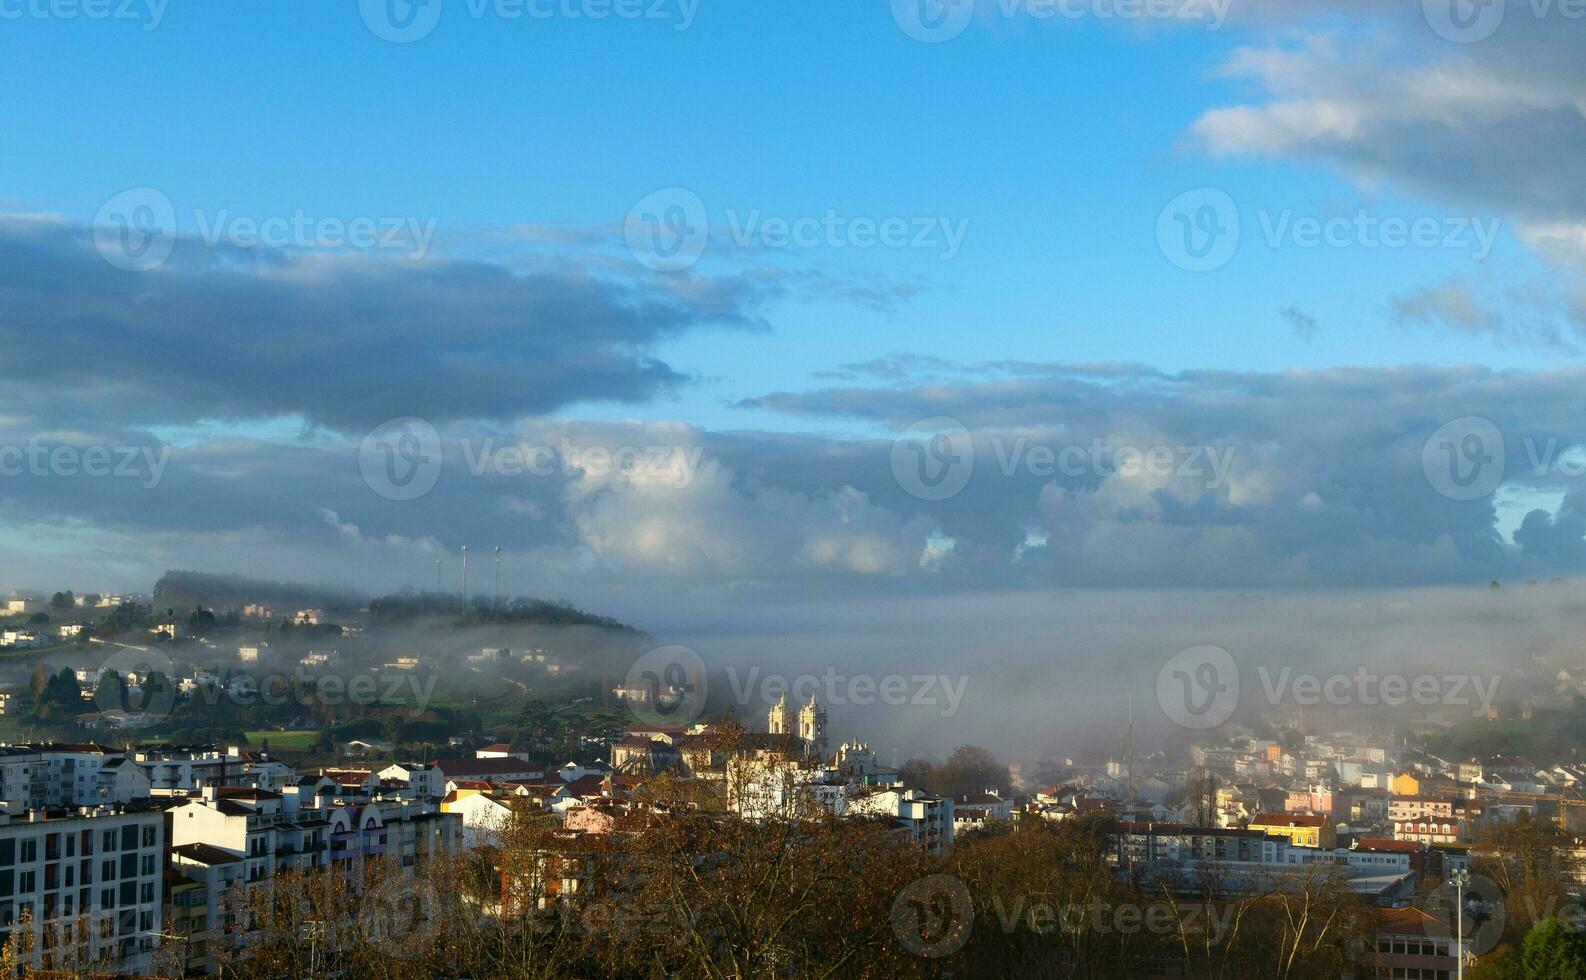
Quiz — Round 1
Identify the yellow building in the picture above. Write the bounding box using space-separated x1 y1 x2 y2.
1391 772 1421 796
1248 812 1326 848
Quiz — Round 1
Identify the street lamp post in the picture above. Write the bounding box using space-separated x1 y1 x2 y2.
1450 867 1470 980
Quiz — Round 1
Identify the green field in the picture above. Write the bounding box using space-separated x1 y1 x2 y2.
243 730 317 751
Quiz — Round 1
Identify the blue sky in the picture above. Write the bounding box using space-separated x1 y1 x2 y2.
3 0 1585 603
5 2 1556 418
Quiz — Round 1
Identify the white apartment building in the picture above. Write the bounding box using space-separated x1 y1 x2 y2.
0 804 165 974
169 786 460 970
377 763 442 799
133 745 295 795
849 787 955 854
0 745 151 811
727 758 849 821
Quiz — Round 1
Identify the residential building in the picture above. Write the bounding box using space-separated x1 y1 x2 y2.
0 803 166 974
1362 907 1464 979
0 745 151 811
431 756 545 786
849 787 953 854
1248 812 1327 848
376 763 442 799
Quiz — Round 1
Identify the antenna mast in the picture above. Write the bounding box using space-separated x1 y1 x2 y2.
1126 693 1136 803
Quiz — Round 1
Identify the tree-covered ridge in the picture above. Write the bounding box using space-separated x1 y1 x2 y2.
365 591 640 633
153 570 364 614
150 570 640 634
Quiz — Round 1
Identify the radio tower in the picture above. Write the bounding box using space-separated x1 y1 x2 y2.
493 545 502 609
460 546 469 607
1125 693 1136 803
434 559 442 594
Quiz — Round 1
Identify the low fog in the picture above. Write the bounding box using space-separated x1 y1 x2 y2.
612 585 1586 770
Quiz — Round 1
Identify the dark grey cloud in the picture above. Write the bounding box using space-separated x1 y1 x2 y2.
8 364 1586 601
740 364 1586 587
0 216 776 432
1514 485 1586 565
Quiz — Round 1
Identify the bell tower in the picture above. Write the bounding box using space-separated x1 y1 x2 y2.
798 694 828 759
768 693 794 736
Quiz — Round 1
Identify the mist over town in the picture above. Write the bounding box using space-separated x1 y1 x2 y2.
6 0 1586 976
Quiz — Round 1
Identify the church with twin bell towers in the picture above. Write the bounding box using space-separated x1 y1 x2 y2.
767 692 828 759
